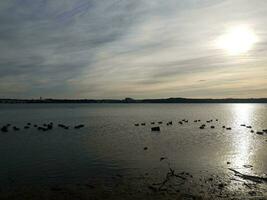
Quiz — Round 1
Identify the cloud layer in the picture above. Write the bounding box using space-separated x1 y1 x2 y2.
0 0 267 98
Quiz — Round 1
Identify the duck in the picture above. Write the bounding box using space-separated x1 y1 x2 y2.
1 126 8 132
74 124 85 129
13 126 20 131
151 126 160 131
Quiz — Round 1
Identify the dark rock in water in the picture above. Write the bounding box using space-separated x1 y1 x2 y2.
34 125 38 127
251 130 254 133
256 131 263 135
227 161 231 165
194 120 197 122
151 122 155 125
141 123 146 126
226 127 231 130
222 126 226 128
241 124 246 127
151 126 160 131
246 126 252 128
218 183 226 189
134 123 139 126
208 177 213 181
179 121 183 125
211 126 215 129
143 147 148 150
27 123 31 126
158 121 163 124
263 129 267 133
216 119 218 121
13 126 20 131
74 124 85 129
1 126 8 132
24 126 30 129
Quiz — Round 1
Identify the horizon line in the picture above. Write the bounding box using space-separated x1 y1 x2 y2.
1 97 267 100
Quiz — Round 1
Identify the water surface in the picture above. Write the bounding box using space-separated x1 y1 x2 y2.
0 103 266 190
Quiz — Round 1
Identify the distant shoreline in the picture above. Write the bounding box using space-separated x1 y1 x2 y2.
1 97 267 104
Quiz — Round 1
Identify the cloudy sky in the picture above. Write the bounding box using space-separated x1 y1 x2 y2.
0 0 267 99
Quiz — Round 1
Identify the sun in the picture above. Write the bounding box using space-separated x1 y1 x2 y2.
216 25 257 55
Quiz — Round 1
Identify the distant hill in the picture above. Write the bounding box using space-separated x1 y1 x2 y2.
0 97 267 103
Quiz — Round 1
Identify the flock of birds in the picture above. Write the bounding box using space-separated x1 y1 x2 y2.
134 119 267 136
0 122 85 133
1 119 266 136
240 124 267 135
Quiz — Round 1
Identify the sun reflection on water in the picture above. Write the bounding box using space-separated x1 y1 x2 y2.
230 104 254 168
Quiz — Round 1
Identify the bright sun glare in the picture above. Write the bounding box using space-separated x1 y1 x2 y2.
216 25 257 55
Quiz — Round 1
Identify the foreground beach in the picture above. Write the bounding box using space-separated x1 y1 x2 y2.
1 169 266 200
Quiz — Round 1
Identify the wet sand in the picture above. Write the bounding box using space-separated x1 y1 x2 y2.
1 167 266 200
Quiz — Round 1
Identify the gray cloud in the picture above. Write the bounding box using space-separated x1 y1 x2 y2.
0 0 267 98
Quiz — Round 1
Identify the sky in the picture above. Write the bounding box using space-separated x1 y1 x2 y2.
0 0 267 99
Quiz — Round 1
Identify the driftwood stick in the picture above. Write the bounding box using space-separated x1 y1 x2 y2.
157 167 187 191
158 172 170 190
229 168 267 183
174 174 187 180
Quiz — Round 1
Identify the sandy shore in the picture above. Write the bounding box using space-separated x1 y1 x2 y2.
1 169 266 200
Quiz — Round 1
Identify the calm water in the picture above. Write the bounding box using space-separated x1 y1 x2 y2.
0 103 266 188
